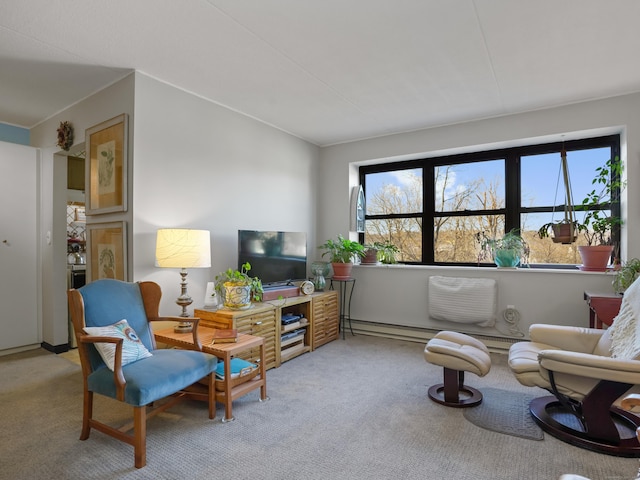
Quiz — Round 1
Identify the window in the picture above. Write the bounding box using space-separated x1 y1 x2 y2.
359 135 621 267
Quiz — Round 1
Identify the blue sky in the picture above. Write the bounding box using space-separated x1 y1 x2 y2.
364 147 612 231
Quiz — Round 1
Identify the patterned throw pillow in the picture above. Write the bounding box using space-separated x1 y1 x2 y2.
83 319 152 371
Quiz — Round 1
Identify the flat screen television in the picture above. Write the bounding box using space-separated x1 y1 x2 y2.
237 230 307 287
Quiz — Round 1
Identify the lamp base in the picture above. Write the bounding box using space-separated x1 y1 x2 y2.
174 322 193 333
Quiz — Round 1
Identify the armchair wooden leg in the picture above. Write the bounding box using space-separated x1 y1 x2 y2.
133 406 146 469
80 390 93 440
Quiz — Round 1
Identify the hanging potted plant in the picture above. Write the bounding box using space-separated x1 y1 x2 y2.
576 156 624 272
537 145 579 244
537 220 581 245
477 229 529 268
319 234 366 279
214 262 263 310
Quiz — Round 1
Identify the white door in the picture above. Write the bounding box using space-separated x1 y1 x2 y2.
0 141 38 350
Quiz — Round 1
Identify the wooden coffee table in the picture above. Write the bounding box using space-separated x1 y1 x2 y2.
154 326 268 422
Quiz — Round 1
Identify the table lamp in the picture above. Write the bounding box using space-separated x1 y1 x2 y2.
155 228 211 332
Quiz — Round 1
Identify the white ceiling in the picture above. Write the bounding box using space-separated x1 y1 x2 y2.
2 0 640 146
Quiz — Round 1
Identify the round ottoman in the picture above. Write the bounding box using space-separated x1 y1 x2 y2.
424 331 491 408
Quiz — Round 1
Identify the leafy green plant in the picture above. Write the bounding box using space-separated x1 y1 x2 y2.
536 156 624 247
613 258 640 293
477 229 529 267
578 156 624 246
215 262 263 302
319 234 366 263
369 241 399 264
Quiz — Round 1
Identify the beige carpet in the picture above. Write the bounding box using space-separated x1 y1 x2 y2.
463 387 544 441
1 335 638 480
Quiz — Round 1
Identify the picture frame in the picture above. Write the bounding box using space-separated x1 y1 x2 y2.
85 114 128 215
74 206 86 222
87 221 127 282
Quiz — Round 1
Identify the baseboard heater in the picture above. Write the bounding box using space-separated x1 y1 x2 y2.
348 319 521 353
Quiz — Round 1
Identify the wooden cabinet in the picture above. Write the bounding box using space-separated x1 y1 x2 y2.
278 296 312 364
311 290 339 349
194 290 339 369
195 304 277 370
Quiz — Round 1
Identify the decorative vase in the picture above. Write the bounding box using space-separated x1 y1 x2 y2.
578 245 614 272
331 262 353 280
223 283 252 310
493 249 520 268
311 261 331 278
312 264 327 291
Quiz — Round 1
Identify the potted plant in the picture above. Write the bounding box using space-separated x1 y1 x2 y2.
613 258 640 294
215 262 263 310
376 241 400 264
576 156 624 271
361 241 400 265
477 229 529 268
319 234 366 279
361 243 380 264
537 219 581 245
536 147 580 245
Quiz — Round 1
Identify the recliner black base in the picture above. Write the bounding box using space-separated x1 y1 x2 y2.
530 395 640 457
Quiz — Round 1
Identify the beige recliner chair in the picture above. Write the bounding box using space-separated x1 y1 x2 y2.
509 278 640 457
559 394 640 479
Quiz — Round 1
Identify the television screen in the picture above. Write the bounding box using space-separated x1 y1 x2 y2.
238 230 307 287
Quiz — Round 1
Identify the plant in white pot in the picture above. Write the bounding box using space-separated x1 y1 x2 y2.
576 156 624 271
375 241 400 264
215 262 263 310
319 234 366 279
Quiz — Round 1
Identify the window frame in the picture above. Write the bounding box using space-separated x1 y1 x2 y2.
358 134 621 268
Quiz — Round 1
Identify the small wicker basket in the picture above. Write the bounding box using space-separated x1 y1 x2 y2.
215 364 259 392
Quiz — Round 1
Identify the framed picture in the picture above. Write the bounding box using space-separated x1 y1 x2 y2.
85 114 128 215
87 221 127 282
74 206 86 222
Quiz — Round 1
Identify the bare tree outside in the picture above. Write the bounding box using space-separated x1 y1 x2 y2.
362 139 619 266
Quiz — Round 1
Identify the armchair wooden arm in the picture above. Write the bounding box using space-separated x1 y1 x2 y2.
79 335 127 400
148 316 202 350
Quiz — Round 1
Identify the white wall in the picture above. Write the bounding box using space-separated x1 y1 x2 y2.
319 93 640 338
26 70 640 349
29 72 320 347
30 75 135 348
130 73 320 318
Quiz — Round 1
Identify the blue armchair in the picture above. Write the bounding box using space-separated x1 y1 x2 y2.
68 279 218 468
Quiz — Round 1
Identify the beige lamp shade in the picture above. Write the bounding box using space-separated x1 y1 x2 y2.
155 229 211 268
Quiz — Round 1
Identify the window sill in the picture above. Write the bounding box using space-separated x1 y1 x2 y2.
353 263 616 275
